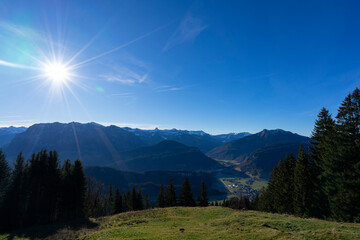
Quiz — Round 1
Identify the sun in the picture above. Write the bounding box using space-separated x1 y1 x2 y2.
43 62 71 84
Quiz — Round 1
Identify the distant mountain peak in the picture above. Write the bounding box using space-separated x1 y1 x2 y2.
258 129 293 137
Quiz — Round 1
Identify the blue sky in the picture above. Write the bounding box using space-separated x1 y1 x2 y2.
0 0 360 136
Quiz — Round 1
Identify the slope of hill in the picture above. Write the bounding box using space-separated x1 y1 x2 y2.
0 126 27 148
208 129 311 178
4 122 146 165
238 142 311 178
107 140 222 172
123 127 250 153
2 207 359 240
85 166 228 201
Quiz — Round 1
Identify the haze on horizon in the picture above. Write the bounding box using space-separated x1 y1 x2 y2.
1 0 359 136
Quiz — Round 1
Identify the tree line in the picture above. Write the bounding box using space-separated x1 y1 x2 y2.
255 88 360 222
0 149 211 232
85 179 150 218
0 150 86 231
155 178 208 208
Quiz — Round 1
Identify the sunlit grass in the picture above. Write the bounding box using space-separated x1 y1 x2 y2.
80 207 360 240
1 207 360 240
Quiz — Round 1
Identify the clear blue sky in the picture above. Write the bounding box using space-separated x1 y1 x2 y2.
0 0 359 136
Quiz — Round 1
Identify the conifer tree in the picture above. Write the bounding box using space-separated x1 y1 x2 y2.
113 188 122 214
165 178 177 207
271 158 287 213
258 154 296 214
122 191 128 212
137 185 143 210
45 151 61 222
1 153 27 230
310 107 336 218
283 154 296 213
156 184 165 208
131 187 137 211
72 160 86 218
59 159 73 220
293 145 312 216
126 190 131 211
0 150 10 205
198 180 208 207
106 183 114 215
179 178 196 206
332 88 360 221
144 194 150 209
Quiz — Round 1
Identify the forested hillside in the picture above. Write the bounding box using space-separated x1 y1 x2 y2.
256 88 360 222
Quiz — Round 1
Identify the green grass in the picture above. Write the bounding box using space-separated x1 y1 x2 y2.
2 207 360 240
215 159 241 167
250 180 268 190
239 177 251 185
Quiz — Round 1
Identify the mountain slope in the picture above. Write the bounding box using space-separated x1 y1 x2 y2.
208 129 311 178
0 126 27 148
238 142 311 178
4 122 146 165
108 140 222 172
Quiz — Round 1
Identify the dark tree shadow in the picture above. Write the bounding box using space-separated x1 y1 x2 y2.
4 218 98 240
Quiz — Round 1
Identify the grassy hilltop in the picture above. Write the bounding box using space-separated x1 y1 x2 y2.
1 207 360 240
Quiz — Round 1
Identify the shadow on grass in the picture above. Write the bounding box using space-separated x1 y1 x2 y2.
3 218 98 240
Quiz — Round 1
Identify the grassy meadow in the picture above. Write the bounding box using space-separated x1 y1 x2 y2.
1 207 360 240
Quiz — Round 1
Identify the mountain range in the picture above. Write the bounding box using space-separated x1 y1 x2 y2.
1 122 311 179
122 127 250 152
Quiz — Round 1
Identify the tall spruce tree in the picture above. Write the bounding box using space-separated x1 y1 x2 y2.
72 160 86 218
113 188 122 214
198 180 208 207
179 178 196 206
131 187 137 211
122 191 129 212
260 154 296 214
1 153 27 230
137 185 143 210
310 107 336 218
126 190 131 211
293 145 312 217
332 88 360 221
59 159 73 220
43 151 60 223
165 178 177 207
156 184 165 208
0 150 10 205
106 183 114 215
144 194 150 209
